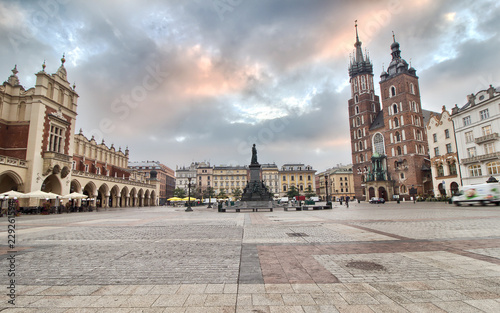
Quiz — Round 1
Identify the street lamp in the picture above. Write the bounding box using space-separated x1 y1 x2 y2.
325 174 330 206
207 188 213 208
185 177 193 212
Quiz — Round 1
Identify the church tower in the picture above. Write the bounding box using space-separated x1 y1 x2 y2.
348 22 382 200
379 34 431 197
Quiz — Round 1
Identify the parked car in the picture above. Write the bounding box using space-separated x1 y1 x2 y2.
369 197 385 204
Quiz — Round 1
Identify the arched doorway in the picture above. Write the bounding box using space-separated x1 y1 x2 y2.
41 174 62 194
450 182 459 196
120 187 129 207
0 171 23 192
110 185 120 208
97 184 109 208
438 183 446 196
368 187 375 199
378 187 387 200
130 188 137 207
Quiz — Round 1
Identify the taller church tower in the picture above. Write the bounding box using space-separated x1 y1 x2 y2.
348 23 382 200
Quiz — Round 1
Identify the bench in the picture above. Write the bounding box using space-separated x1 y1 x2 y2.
285 205 332 211
222 207 273 212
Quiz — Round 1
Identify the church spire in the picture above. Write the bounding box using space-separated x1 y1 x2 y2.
354 20 364 63
348 21 373 79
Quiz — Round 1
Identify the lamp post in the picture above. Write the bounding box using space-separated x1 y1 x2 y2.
325 174 330 206
207 188 213 208
185 177 193 212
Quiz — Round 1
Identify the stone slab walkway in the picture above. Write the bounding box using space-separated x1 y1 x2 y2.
1 202 500 312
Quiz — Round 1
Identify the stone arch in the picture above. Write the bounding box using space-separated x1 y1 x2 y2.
110 185 120 208
368 187 375 199
130 187 137 207
150 190 157 206
450 182 459 196
138 189 144 207
120 186 129 207
0 170 24 192
378 187 387 201
70 179 82 193
41 174 62 194
97 183 109 208
145 189 151 206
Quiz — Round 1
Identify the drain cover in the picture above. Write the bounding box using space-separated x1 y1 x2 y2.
287 233 308 237
346 261 385 271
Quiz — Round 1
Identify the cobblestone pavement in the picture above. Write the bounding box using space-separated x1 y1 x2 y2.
1 201 500 312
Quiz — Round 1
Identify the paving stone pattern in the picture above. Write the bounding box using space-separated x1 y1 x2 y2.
1 202 500 312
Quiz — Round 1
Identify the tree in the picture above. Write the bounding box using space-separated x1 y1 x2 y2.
218 189 227 199
203 187 215 199
304 186 316 198
287 185 300 199
192 187 202 200
173 188 186 198
232 187 242 200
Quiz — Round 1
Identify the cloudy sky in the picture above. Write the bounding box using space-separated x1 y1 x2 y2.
1 0 499 172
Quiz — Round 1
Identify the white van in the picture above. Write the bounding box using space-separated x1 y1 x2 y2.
452 183 500 206
279 197 289 204
309 197 319 202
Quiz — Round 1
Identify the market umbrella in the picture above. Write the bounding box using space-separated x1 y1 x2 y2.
61 192 88 199
167 197 183 201
0 190 25 199
21 190 59 199
181 197 197 201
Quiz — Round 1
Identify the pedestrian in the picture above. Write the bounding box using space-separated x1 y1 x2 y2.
346 196 350 208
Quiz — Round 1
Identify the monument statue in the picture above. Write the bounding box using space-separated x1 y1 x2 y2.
251 144 258 164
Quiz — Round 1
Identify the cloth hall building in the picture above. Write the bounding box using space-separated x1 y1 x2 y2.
0 58 160 208
348 25 434 201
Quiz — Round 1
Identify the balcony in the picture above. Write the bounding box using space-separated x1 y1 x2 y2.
474 132 499 144
42 151 72 177
461 151 500 164
0 156 28 168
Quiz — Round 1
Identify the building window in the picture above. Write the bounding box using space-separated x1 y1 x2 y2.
393 103 398 114
485 143 496 154
480 109 489 120
397 146 402 156
283 185 287 192
463 116 471 126
283 175 286 181
291 176 294 181
410 83 415 95
482 125 492 136
85 164 89 172
449 162 457 175
445 129 450 138
355 94 358 103
467 147 476 158
394 117 399 127
49 125 64 153
433 133 437 142
390 86 396 97
72 160 76 170
446 143 452 154
437 164 444 177
487 161 500 175
355 105 359 114
395 131 401 142
434 147 439 157
469 164 482 177
465 131 474 143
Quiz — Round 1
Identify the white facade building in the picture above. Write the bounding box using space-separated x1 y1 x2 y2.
426 108 461 196
451 85 500 186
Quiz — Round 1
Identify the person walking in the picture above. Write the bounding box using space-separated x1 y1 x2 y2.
346 196 350 208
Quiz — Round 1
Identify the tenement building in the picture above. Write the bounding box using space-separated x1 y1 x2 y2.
426 107 461 196
451 85 500 186
279 163 316 197
348 24 433 201
128 161 176 205
261 163 279 197
0 59 159 207
316 164 354 201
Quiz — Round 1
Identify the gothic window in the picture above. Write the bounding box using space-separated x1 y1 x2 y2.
371 93 374 100
355 94 359 103
397 146 402 155
410 83 415 94
373 133 385 155
393 103 398 114
395 131 401 142
390 86 396 97
416 130 422 141
356 116 360 126
354 79 358 92
359 141 363 150
357 129 362 138
394 117 399 127
355 105 359 114
361 76 366 90
360 154 364 162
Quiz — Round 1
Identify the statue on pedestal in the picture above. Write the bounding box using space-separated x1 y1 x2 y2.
251 144 258 164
